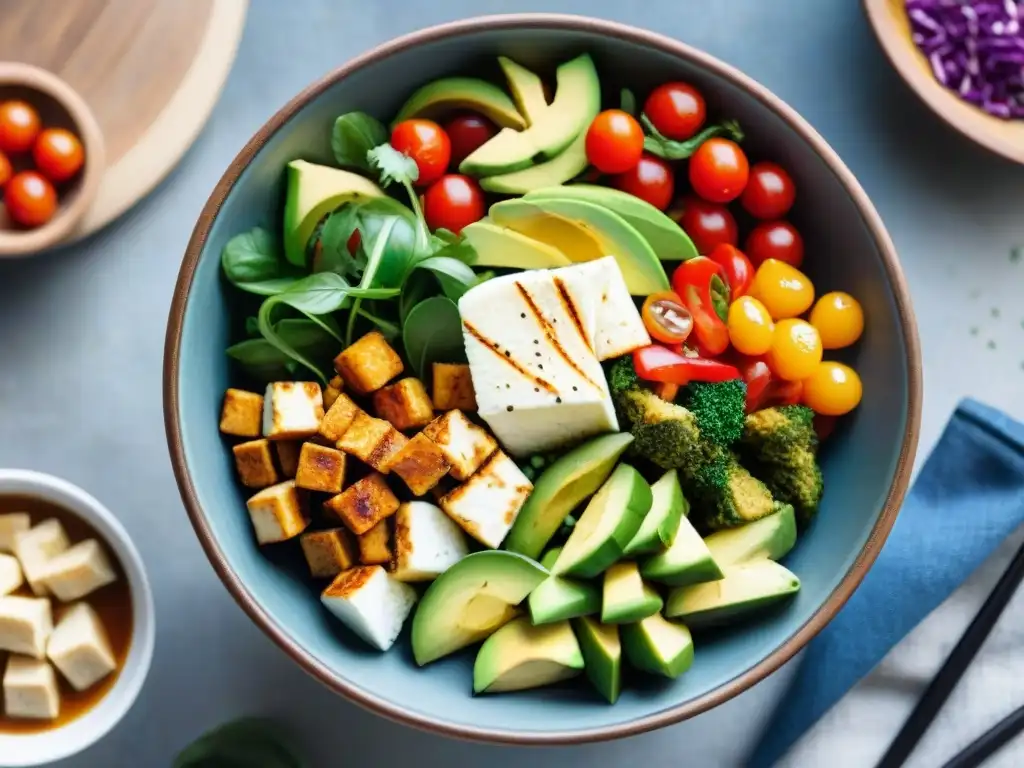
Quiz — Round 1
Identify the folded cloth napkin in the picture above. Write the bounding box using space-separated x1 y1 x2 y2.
748 398 1024 768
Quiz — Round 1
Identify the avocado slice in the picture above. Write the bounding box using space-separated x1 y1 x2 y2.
621 613 695 679
551 463 652 579
623 470 687 556
665 560 801 629
704 503 797 568
573 616 621 703
525 184 699 262
392 77 525 130
473 617 584 694
461 221 572 271
601 562 663 624
480 130 591 195
641 514 723 588
505 433 634 559
411 551 547 665
498 56 548 125
282 160 384 266
528 548 601 625
488 198 669 295
461 53 600 176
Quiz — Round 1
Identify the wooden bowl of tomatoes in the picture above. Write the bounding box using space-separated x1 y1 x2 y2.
0 62 105 257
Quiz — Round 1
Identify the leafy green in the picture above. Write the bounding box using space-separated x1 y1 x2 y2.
227 319 339 382
411 256 477 301
174 717 306 768
311 206 365 281
402 296 466 378
399 269 436 325
221 227 302 296
331 112 388 171
620 87 637 116
641 116 744 160
367 143 431 250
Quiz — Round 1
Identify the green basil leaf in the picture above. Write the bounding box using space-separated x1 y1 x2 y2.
227 320 339 383
620 87 637 116
641 117 745 160
399 269 438 325
174 718 306 768
413 256 477 301
331 112 388 171
402 296 467 379
360 217 398 290
221 227 302 296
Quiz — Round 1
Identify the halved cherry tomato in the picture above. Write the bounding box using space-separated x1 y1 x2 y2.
390 119 451 187
803 361 862 416
768 319 822 381
707 243 753 297
0 101 41 154
443 113 498 167
745 220 804 267
641 290 693 344
674 196 738 255
423 174 484 234
749 258 815 320
809 291 864 349
741 162 796 220
634 345 739 385
33 128 84 182
727 296 774 356
586 109 644 174
738 357 773 413
611 153 674 210
688 138 749 203
0 150 10 189
4 171 57 227
671 257 730 355
643 82 706 140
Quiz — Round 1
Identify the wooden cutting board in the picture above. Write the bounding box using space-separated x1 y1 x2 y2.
0 0 248 243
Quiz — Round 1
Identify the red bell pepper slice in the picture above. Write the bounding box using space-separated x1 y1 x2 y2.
671 257 731 355
707 243 754 298
633 345 740 386
736 354 804 412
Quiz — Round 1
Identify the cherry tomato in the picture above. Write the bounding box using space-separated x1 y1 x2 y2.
671 256 730 355
443 113 497 167
809 291 864 350
738 356 774 413
0 101 41 154
423 174 485 234
814 413 838 441
611 153 674 210
675 196 738 255
768 319 822 382
4 171 57 227
707 243 754 297
390 119 451 187
688 138 749 203
745 220 804 268
803 361 862 416
741 162 796 220
32 128 85 183
641 291 693 344
0 150 10 189
749 258 815 320
586 109 644 174
643 82 706 140
727 296 775 356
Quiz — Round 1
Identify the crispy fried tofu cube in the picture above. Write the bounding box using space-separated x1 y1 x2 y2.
318 393 361 443
373 378 435 431
388 433 451 496
422 410 498 481
432 363 477 412
336 412 408 472
245 480 309 544
392 502 469 583
232 439 280 489
262 382 324 440
0 596 52 659
323 375 345 410
333 331 404 394
0 554 23 596
38 540 117 602
3 656 59 720
320 566 417 651
15 520 69 596
440 451 533 549
219 388 264 437
274 440 302 478
323 473 400 535
300 529 358 579
358 520 392 566
295 443 347 493
0 513 29 554
46 603 116 692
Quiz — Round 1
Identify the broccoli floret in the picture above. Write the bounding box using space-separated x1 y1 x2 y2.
607 355 640 400
689 447 777 530
740 405 817 464
680 379 747 447
753 447 824 527
619 388 703 470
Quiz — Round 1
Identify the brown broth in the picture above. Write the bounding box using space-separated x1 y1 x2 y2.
0 494 134 734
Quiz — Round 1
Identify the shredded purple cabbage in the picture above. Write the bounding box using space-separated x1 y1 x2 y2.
906 0 1024 119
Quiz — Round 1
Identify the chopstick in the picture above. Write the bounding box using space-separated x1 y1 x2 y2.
941 701 1024 768
875 537 1024 768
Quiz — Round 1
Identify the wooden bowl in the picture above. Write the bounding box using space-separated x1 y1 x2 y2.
864 0 1024 164
0 62 105 257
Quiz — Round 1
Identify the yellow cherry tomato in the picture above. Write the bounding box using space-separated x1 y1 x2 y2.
768 319 822 381
809 291 864 349
749 258 815 320
727 296 774 355
803 361 862 415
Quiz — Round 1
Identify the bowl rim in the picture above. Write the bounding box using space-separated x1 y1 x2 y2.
162 12 923 746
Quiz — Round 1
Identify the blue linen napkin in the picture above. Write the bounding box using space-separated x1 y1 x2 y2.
748 398 1024 768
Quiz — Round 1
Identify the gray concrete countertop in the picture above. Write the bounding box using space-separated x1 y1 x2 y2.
2 1 1023 765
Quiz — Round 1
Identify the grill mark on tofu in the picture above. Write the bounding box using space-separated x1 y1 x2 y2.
553 276 594 354
462 321 557 394
516 281 602 393
323 566 376 598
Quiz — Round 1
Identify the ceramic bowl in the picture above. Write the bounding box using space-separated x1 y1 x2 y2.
0 469 155 767
164 14 922 745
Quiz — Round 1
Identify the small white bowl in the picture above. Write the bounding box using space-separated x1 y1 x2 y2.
0 469 154 767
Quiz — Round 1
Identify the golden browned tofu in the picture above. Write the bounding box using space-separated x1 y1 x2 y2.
245 480 309 544
333 331 404 394
373 378 435 431
274 441 301 478
295 443 347 493
319 393 361 443
323 376 345 410
219 389 263 437
431 363 477 412
299 528 358 579
422 409 498 481
262 382 324 440
387 433 451 496
358 520 392 566
231 439 280 489
336 412 408 473
323 473 400 535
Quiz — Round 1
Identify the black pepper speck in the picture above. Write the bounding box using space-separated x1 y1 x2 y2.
533 339 539 344
555 397 562 404
538 364 543 370
534 387 540 393
521 312 526 318
535 352 541 357
507 405 514 412
572 386 578 391
504 350 510 357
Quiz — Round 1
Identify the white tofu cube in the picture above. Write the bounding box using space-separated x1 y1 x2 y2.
47 603 117 691
262 381 324 440
0 596 53 659
245 480 310 545
320 566 417 651
391 502 469 583
14 520 69 596
38 540 117 602
422 410 498 481
0 513 30 554
440 451 533 549
3 656 59 720
0 554 24 596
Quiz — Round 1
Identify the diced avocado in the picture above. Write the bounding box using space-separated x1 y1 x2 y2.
664 560 801 629
498 56 548 125
703 503 797 568
283 160 384 266
505 433 634 559
461 220 572 271
525 184 699 262
551 463 652 579
573 616 621 703
480 130 591 195
392 77 525 129
601 562 663 624
640 514 723 588
528 548 601 625
621 613 694 679
489 198 669 295
623 470 687 556
473 617 584 694
411 551 547 665
461 53 600 176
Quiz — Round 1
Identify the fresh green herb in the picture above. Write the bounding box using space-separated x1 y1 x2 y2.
311 206 366 281
174 717 306 768
356 306 401 340
410 255 477 301
368 143 431 251
402 296 467 378
620 87 637 116
399 269 437 325
331 112 388 171
221 227 302 296
641 116 744 160
227 319 339 383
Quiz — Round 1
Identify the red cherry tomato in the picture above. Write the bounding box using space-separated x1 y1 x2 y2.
443 113 497 167
390 119 451 187
423 174 485 234
745 220 804 268
32 128 85 182
643 82 706 140
741 162 796 220
814 413 837 442
675 196 738 255
585 109 644 174
611 153 674 210
671 257 730 356
0 101 41 154
4 171 57 227
689 138 749 203
707 243 754 298
0 150 10 189
641 291 693 344
736 356 773 413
